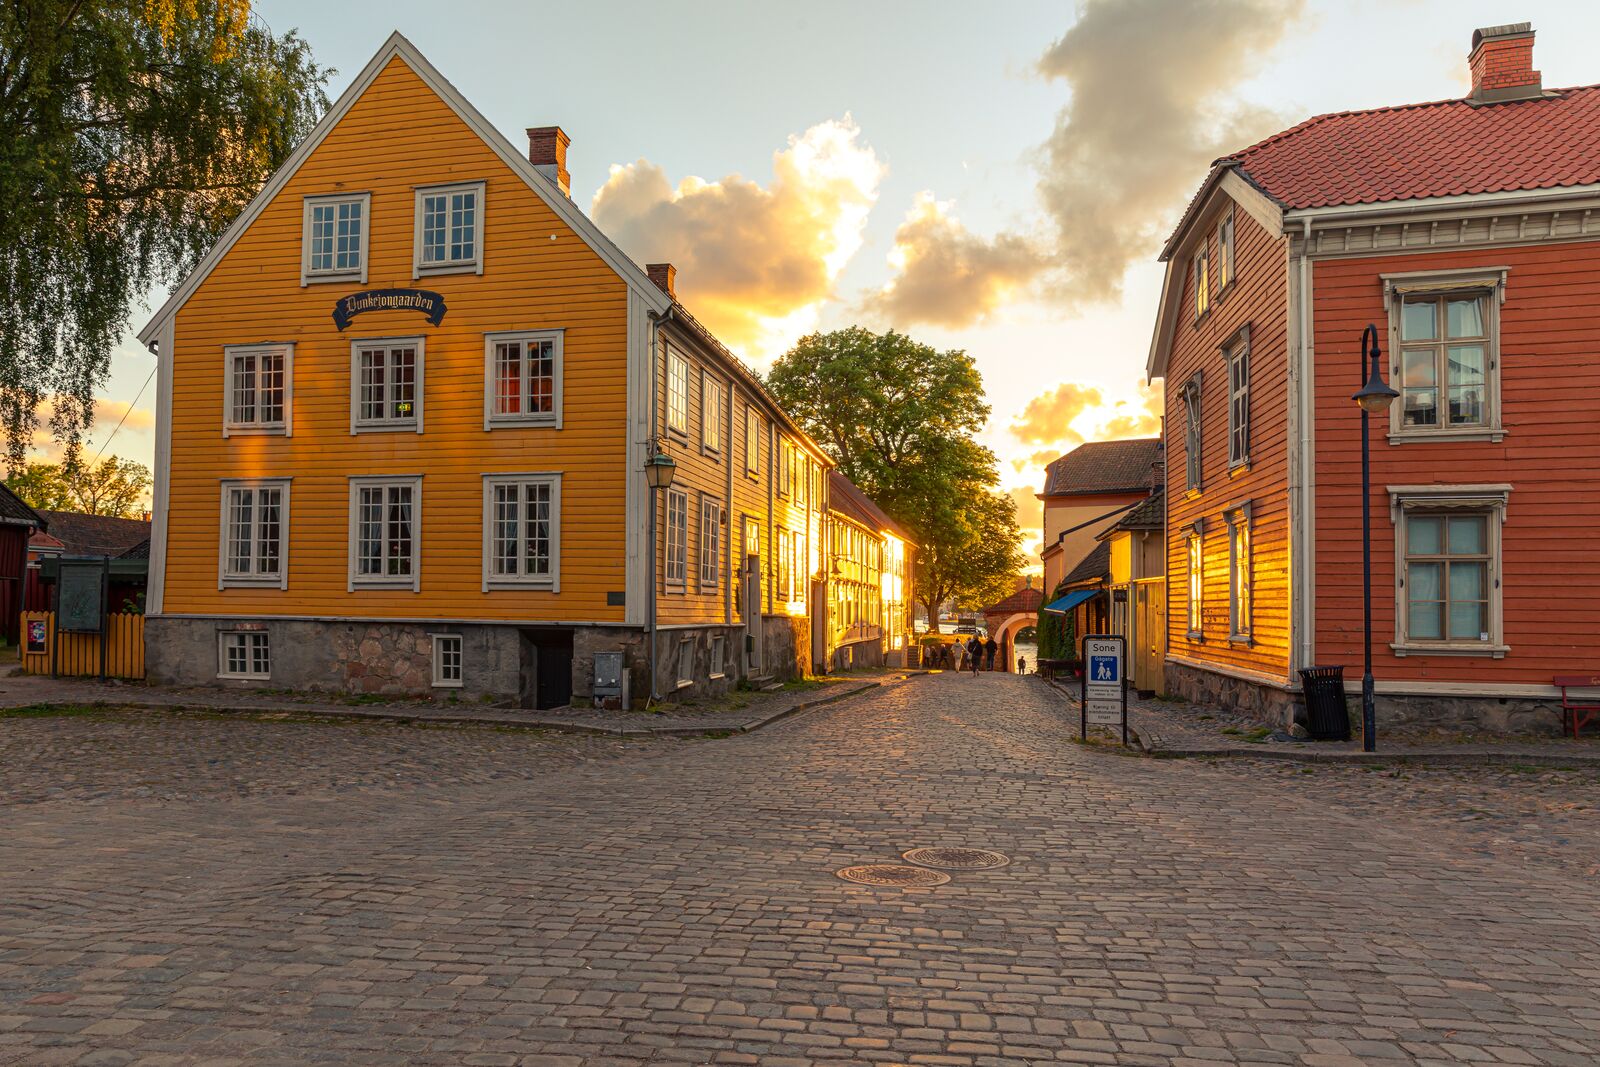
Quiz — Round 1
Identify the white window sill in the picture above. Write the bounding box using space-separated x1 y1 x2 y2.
224 425 288 437
1228 460 1251 477
432 680 463 689
220 576 285 589
217 672 271 681
485 579 556 591
350 579 419 591
302 271 363 286
1390 641 1510 659
1387 427 1506 444
414 262 479 277
1228 633 1253 646
1187 630 1204 642
486 415 559 429
352 422 421 434
1185 486 1203 500
708 672 726 681
675 679 693 690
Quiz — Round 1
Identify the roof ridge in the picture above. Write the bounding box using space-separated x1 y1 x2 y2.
1223 82 1600 163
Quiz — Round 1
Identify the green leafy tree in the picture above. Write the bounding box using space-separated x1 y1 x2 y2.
0 1 329 469
767 327 1024 630
6 455 151 517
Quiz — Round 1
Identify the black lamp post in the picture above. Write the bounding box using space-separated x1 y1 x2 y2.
1352 323 1399 751
643 443 677 704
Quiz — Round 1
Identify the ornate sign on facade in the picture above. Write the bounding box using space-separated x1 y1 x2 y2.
332 289 448 331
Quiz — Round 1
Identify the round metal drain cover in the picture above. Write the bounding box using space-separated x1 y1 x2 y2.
836 864 951 888
902 847 1010 870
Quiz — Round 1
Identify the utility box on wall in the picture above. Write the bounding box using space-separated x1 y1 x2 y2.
593 651 629 710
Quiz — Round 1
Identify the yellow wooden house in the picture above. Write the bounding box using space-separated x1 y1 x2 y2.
136 33 833 707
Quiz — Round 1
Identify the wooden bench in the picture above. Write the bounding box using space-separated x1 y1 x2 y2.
1551 676 1600 738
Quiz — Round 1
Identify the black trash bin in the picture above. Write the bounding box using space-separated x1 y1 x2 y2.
1298 666 1350 741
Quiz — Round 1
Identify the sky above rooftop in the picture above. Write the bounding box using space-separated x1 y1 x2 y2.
85 0 1600 567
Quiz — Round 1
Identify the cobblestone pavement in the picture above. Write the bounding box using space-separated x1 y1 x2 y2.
2 673 1598 1066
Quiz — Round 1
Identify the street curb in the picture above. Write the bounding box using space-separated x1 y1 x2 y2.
8 679 889 739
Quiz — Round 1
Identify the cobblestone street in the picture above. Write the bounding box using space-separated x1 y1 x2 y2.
2 673 1598 1066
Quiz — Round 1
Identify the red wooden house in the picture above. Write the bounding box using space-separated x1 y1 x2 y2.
1148 22 1600 732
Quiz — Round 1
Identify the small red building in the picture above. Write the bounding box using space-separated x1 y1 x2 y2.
1149 22 1600 732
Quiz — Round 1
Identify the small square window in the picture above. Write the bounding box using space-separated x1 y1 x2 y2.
432 634 463 688
302 193 369 285
219 631 270 679
414 181 484 276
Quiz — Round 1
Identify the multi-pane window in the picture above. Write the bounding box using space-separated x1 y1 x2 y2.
777 439 792 497
1227 336 1249 467
1228 512 1251 640
224 344 289 433
702 375 723 453
1216 207 1235 292
777 528 792 601
303 195 366 281
1403 512 1491 643
221 482 287 587
484 476 559 588
710 634 726 679
677 638 693 685
220 631 270 679
667 350 689 434
431 634 463 688
354 342 420 430
1399 293 1490 431
486 331 561 426
350 479 418 589
1182 376 1203 491
416 182 482 272
1193 245 1210 319
664 489 688 587
1186 531 1203 636
699 497 723 588
744 407 760 475
794 531 808 604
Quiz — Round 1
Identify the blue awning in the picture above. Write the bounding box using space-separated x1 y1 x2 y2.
1041 588 1098 615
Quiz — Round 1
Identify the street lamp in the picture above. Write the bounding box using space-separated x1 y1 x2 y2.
643 443 677 706
644 447 677 490
1352 323 1398 752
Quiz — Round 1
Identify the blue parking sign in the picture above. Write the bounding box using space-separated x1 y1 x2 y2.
1089 655 1118 683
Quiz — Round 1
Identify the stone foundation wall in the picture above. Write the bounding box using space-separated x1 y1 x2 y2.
648 624 745 702
1165 657 1570 735
831 635 885 671
761 614 809 682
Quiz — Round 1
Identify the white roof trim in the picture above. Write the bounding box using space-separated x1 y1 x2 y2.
138 32 669 349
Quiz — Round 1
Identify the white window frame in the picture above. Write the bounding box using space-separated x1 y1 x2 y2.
676 637 693 688
1383 267 1508 444
777 527 793 601
350 337 424 434
1225 327 1250 469
481 473 562 592
664 488 688 591
777 438 792 498
222 343 293 437
301 192 370 286
744 405 760 477
1216 206 1235 294
431 633 464 688
1388 484 1510 658
666 348 690 436
218 630 271 680
1225 503 1252 643
483 329 563 429
218 479 290 590
1186 524 1204 639
347 476 422 592
699 495 723 590
709 634 727 680
701 372 723 455
1192 244 1210 320
1182 373 1203 493
413 180 485 277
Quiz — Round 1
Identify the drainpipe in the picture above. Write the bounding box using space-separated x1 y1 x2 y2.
645 305 675 706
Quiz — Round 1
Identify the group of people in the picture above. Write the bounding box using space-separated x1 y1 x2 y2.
928 634 1011 674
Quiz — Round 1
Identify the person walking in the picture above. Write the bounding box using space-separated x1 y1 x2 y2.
985 635 998 672
966 636 982 676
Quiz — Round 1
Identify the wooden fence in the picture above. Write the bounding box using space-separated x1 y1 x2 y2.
19 611 146 680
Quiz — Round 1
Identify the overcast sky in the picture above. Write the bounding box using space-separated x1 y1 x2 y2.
90 0 1600 565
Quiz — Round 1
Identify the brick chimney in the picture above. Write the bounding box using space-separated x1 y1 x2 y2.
1469 23 1544 104
646 263 676 298
526 125 570 196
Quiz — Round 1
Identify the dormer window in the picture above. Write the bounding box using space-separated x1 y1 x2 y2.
302 193 369 285
414 181 484 276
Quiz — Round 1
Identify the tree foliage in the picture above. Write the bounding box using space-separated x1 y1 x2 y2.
766 327 1024 630
6 455 152 517
0 1 329 469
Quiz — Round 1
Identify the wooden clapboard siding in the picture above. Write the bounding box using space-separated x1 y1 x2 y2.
1311 238 1600 685
20 611 146 679
1164 200 1293 683
165 56 630 623
655 333 734 626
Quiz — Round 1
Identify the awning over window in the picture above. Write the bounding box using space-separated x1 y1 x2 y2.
1041 588 1098 615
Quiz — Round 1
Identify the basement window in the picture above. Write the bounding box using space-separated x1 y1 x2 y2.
219 631 270 679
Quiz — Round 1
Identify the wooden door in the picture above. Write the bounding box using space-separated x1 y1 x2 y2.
1133 580 1166 692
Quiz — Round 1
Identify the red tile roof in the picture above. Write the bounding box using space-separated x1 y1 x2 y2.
983 584 1043 616
1040 439 1162 498
1226 84 1600 210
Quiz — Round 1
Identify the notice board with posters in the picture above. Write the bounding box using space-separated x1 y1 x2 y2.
57 560 107 633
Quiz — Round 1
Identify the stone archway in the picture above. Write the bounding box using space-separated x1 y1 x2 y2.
988 612 1036 672
981 584 1043 672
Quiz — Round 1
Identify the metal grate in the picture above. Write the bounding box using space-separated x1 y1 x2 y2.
902 847 1010 871
836 864 951 888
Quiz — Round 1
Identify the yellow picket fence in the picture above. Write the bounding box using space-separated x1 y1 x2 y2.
20 611 146 680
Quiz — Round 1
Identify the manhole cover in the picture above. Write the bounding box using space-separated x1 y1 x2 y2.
836 864 951 887
902 847 1011 870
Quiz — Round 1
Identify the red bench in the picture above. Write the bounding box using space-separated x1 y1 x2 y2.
1551 676 1600 738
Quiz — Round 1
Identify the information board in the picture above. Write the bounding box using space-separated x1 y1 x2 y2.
1080 633 1128 744
57 560 106 633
